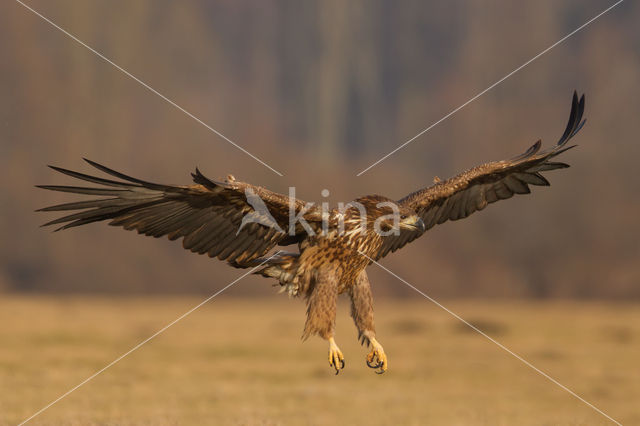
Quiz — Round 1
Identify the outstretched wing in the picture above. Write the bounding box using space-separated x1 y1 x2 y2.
377 91 586 260
37 159 322 265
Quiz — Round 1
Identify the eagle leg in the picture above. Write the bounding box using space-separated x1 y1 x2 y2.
328 337 345 375
302 266 345 374
348 271 388 373
366 337 388 374
349 271 376 346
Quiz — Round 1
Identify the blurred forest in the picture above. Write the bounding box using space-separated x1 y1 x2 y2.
0 0 638 298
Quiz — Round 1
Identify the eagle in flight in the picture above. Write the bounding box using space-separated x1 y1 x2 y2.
38 92 585 374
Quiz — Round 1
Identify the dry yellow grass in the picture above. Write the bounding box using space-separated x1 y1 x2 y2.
0 295 638 425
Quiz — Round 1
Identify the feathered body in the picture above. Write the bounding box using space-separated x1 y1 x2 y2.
37 93 586 373
250 195 400 342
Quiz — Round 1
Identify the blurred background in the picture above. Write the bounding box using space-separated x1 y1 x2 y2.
2 2 640 425
1 0 638 298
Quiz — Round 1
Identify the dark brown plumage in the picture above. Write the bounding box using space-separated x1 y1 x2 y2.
38 92 586 374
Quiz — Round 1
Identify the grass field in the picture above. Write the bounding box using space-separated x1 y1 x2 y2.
1 295 638 425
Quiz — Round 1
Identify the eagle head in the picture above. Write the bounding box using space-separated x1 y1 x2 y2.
398 210 425 232
353 196 425 235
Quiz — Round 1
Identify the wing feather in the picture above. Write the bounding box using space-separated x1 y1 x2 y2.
504 176 530 194
376 92 586 260
38 159 321 265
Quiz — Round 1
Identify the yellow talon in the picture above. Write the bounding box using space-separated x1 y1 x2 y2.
366 337 387 374
328 337 345 374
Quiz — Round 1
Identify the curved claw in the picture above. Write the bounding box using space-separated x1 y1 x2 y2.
328 337 345 375
366 358 382 369
331 358 346 375
366 338 388 374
